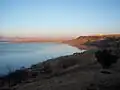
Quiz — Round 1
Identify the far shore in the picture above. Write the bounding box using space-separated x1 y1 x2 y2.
64 42 98 50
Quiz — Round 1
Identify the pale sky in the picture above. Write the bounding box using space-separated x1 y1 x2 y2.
0 0 120 37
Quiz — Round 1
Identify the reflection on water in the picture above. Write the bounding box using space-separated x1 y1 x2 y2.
0 42 83 75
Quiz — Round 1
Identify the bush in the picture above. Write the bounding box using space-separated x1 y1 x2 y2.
2 68 30 86
95 49 119 69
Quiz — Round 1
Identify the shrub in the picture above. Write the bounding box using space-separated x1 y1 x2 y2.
95 49 119 69
3 68 30 86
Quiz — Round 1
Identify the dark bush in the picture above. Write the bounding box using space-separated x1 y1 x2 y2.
3 68 30 86
95 49 119 69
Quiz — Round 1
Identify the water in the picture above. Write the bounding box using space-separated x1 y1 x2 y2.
0 42 84 75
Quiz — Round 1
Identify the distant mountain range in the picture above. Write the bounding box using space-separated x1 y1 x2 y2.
0 36 71 43
0 36 18 42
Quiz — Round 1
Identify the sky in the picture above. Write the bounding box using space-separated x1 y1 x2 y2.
0 0 120 37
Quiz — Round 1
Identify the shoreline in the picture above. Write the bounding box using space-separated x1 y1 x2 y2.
0 42 99 90
0 42 88 75
65 42 98 50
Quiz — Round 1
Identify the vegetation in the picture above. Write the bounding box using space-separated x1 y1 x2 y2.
95 49 119 69
0 68 32 87
95 37 120 69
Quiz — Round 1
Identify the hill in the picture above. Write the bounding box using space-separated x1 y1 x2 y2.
63 34 120 49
